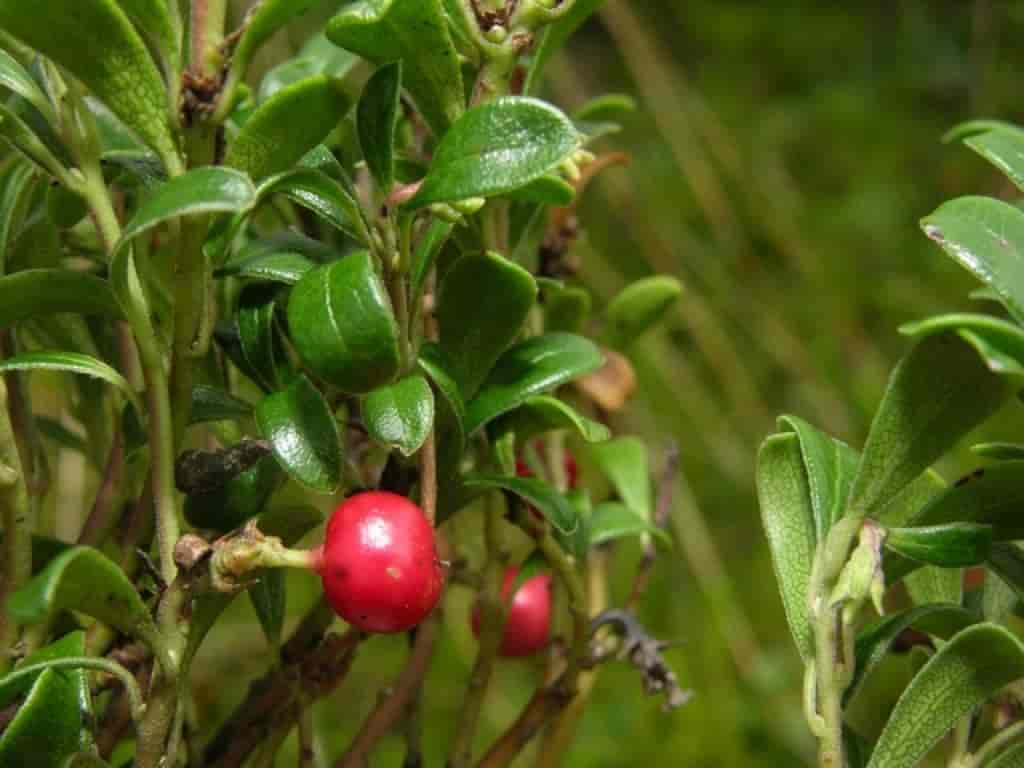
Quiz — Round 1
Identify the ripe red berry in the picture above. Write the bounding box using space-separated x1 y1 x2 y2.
317 491 444 633
471 567 553 657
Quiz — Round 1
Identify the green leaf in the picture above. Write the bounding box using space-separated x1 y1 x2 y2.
248 505 323 649
237 283 291 392
987 543 1024 603
494 395 610 443
590 437 651 519
589 501 670 548
603 276 683 349
901 313 1024 375
573 93 637 122
0 632 87 768
184 454 283 532
847 605 976 705
363 374 434 457
756 433 816 660
118 167 256 248
905 564 963 609
885 523 993 567
230 0 327 89
410 97 580 208
227 75 352 181
867 623 1024 768
0 351 143 416
986 743 1024 768
358 61 401 190
410 219 454 304
255 374 343 493
189 385 252 424
503 175 575 205
327 0 463 136
437 251 537 397
958 121 1024 192
848 332 1013 518
0 103 69 180
0 48 52 120
0 0 179 169
462 473 578 535
8 547 158 642
543 283 592 335
256 167 367 244
116 0 179 72
61 755 111 768
0 273 98 330
524 0 608 94
922 196 1024 325
972 442 1024 460
287 251 401 393
418 345 466 486
466 333 604 434
0 162 37 273
215 251 317 285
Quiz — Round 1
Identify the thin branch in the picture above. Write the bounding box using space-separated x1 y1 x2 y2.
0 377 30 675
335 613 439 768
627 442 679 609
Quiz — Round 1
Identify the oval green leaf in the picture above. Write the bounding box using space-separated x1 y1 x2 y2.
0 0 179 170
901 313 1024 376
409 97 580 208
867 623 1024 768
959 122 1024 192
590 436 651 519
189 384 253 424
255 374 343 493
848 332 1014 518
256 167 368 244
437 250 537 397
466 333 604 434
0 270 122 329
287 251 401 394
216 251 316 285
603 275 683 349
327 0 464 137
0 49 52 120
417 345 466 486
363 374 434 457
885 523 993 568
226 75 352 181
0 351 143 416
184 454 283 532
229 0 326 89
589 501 670 548
462 473 578 535
524 0 608 94
237 283 291 392
358 61 401 190
494 395 610 444
0 668 82 766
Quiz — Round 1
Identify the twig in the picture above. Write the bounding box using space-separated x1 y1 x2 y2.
335 613 439 768
77 421 125 546
627 442 679 609
419 430 438 526
0 378 30 675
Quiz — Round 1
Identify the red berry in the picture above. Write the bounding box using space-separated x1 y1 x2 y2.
471 567 553 657
318 491 444 633
516 451 579 490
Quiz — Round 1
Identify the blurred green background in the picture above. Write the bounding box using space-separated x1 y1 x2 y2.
185 2 1024 766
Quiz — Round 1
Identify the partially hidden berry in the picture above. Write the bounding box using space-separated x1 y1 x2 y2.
472 566 553 657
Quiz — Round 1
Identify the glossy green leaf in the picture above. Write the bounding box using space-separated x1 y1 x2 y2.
466 333 604 434
589 501 670 548
358 61 401 190
327 0 463 136
255 374 342 493
227 75 352 181
525 0 608 94
0 48 52 120
756 433 815 660
901 313 1024 375
410 218 454 304
287 251 401 393
410 97 580 207
504 175 575 205
956 121 1024 192
0 0 179 169
495 395 610 443
248 505 324 649
885 523 993 567
418 344 466 484
258 35 358 102
573 93 637 122
776 415 859 540
848 332 1013 518
8 546 158 642
590 436 651 519
437 250 537 397
0 351 142 416
0 653 83 767
237 283 291 392
0 631 88 713
972 442 1024 460
0 103 69 180
184 455 283 532
230 0 327 89
256 168 367 244
923 196 1024 325
543 282 592 335
116 0 179 71
189 385 252 424
363 374 434 457
0 270 122 329
987 543 1024 603
118 167 256 248
0 162 37 272
216 251 317 285
846 605 976 705
603 276 683 349
462 473 578 534
867 623 1024 768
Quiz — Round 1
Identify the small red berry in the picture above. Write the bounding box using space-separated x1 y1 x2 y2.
318 491 444 633
471 567 553 657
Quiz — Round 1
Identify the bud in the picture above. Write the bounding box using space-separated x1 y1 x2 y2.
451 196 487 215
485 25 508 44
829 520 887 622
428 203 464 223
560 158 581 181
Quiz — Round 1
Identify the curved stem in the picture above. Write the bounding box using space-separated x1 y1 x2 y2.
0 377 30 675
3 657 145 725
